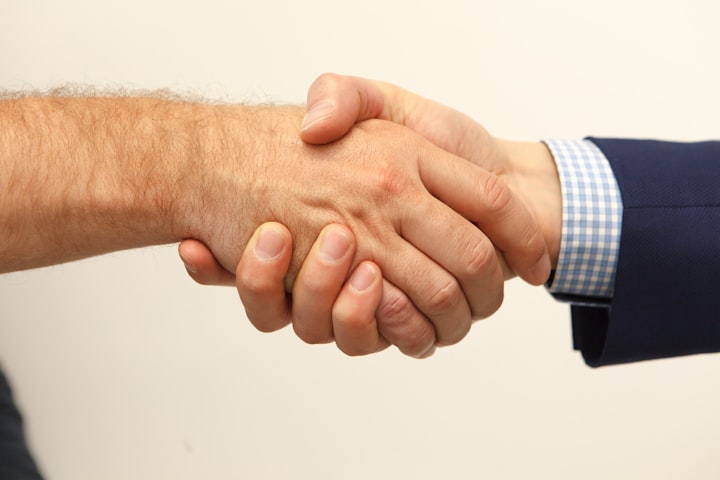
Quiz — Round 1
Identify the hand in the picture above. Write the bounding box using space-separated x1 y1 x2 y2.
299 74 561 261
228 222 392 356
180 224 433 357
180 79 558 357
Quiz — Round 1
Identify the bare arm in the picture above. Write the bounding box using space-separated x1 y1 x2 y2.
179 75 559 357
1 93 546 348
0 95 250 271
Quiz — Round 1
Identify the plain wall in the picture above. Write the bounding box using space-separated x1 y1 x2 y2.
1 0 719 478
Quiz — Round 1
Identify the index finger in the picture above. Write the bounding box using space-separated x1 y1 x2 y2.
418 150 551 286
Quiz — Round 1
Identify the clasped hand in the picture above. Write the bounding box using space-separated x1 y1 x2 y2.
179 74 551 358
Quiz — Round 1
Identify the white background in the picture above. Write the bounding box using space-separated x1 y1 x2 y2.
1 1 719 478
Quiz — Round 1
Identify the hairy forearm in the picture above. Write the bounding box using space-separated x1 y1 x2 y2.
0 95 251 272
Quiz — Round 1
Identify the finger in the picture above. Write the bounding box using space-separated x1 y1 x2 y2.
418 151 551 286
301 73 469 152
301 73 388 145
374 280 437 358
376 230 474 346
301 74 550 284
388 195 502 329
178 239 236 286
291 224 356 344
236 223 293 333
331 262 390 356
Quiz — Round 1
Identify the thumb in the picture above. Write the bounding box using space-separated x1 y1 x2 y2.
300 73 388 144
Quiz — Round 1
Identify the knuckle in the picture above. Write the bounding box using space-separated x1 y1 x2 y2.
523 224 547 260
521 229 548 270
376 290 435 358
372 164 414 199
462 239 496 278
526 224 545 253
480 174 512 214
514 218 542 250
376 289 416 324
335 308 374 333
313 72 341 90
299 273 332 297
425 279 463 317
237 269 273 297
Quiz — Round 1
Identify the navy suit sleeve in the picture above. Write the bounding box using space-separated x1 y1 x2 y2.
571 138 720 366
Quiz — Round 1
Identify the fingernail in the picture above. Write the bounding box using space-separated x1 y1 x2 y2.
349 263 376 292
178 252 198 274
418 345 437 359
319 228 350 262
254 227 285 261
301 101 334 131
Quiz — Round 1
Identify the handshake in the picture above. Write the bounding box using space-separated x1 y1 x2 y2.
176 74 562 359
5 73 714 366
0 73 562 360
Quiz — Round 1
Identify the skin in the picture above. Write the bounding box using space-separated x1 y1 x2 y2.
179 74 562 358
0 91 549 353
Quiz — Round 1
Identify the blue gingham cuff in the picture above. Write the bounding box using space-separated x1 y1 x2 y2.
543 139 623 300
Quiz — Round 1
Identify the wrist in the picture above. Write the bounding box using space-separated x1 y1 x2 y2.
497 140 562 269
175 105 307 272
168 103 252 256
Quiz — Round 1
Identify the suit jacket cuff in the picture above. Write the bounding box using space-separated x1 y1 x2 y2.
574 138 720 366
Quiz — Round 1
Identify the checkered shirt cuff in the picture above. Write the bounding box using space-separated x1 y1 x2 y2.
543 139 623 300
